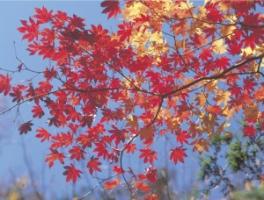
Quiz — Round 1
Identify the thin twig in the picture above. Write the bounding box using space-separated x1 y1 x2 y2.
119 97 164 196
21 138 43 200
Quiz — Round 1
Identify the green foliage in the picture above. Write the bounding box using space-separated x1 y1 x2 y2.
199 157 212 180
199 130 264 197
227 141 247 171
231 187 264 200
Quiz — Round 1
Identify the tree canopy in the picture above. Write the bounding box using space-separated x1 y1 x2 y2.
0 0 264 199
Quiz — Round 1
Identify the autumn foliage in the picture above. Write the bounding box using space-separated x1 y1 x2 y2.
1 0 264 198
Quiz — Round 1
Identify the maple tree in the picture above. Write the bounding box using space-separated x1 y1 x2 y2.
0 0 264 198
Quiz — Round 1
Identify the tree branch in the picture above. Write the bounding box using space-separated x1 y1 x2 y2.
163 54 264 98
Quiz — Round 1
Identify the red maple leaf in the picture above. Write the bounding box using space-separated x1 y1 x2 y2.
244 125 256 137
206 3 223 22
0 74 11 95
199 48 212 61
215 57 230 70
63 164 82 183
18 17 39 41
87 158 101 174
228 42 241 55
113 166 124 174
77 133 92 148
146 168 157 183
139 149 157 164
244 35 256 49
117 22 132 41
36 128 51 142
243 78 256 92
45 150 65 167
37 81 53 93
32 104 44 118
51 132 73 149
70 15 85 30
134 14 150 24
69 146 84 161
125 143 136 154
44 68 57 80
101 0 120 19
34 6 53 24
94 142 109 159
170 147 186 164
109 125 126 145
230 85 241 97
10 85 27 103
19 121 33 134
176 131 190 144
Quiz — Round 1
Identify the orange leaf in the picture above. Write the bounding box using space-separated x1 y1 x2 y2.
139 126 154 141
145 193 159 200
135 181 150 192
103 178 120 190
193 139 209 153
207 105 222 115
255 85 264 100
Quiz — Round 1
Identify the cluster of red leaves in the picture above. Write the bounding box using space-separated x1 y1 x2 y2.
0 1 264 197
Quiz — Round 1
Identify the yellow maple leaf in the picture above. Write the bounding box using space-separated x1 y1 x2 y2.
225 14 238 23
158 0 176 18
241 46 255 57
215 90 230 106
122 2 148 21
195 93 207 107
193 139 209 153
212 39 227 54
205 80 218 91
148 31 168 58
221 25 236 39
158 108 173 122
149 31 164 44
222 106 236 119
197 6 207 18
218 1 229 12
130 28 150 50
